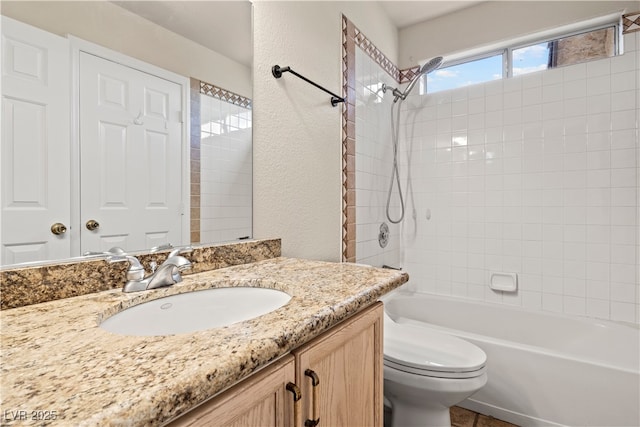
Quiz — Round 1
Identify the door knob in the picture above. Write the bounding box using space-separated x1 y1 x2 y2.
86 220 100 231
51 223 67 235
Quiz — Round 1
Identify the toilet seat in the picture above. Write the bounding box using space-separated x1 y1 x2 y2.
384 313 486 379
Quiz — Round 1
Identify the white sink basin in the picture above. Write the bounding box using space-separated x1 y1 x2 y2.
100 287 291 336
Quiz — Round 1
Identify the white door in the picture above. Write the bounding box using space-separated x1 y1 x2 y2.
1 17 70 265
79 52 183 254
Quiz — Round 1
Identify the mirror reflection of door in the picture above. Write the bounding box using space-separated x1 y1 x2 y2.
79 53 184 253
1 17 71 265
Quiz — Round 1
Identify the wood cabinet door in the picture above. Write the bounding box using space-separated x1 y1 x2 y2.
168 355 297 427
294 302 383 427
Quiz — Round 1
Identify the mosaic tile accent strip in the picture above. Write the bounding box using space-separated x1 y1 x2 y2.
342 15 356 262
200 81 252 109
0 239 281 310
351 22 418 85
353 27 400 82
190 78 201 244
341 15 417 261
622 11 640 34
399 65 422 84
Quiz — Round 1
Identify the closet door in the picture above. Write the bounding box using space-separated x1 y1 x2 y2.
79 52 183 254
1 16 70 265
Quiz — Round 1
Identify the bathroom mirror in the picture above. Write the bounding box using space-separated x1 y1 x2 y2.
0 1 252 267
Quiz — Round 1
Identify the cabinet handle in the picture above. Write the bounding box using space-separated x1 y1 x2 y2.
304 369 320 427
286 382 302 427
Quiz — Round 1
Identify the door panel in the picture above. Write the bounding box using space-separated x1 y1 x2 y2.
79 52 183 254
99 121 129 206
1 17 70 265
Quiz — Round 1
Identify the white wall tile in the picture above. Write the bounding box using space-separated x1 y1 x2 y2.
564 295 586 316
611 51 637 73
612 109 637 131
361 47 640 323
610 301 636 322
612 91 636 112
611 70 636 93
587 75 611 96
586 298 609 319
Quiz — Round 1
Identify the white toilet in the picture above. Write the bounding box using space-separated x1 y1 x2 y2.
383 313 488 427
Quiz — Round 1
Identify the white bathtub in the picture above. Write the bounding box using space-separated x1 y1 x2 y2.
383 292 640 427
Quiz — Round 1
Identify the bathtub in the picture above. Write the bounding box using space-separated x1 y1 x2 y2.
383 292 640 427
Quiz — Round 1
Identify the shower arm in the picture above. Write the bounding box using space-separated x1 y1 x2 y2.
272 65 345 107
381 83 405 103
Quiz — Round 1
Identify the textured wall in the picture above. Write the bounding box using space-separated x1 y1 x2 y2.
252 1 397 260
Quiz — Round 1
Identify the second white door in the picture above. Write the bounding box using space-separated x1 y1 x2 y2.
79 52 184 254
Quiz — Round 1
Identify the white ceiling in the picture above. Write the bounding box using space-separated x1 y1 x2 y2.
111 1 482 68
112 1 253 67
379 1 482 29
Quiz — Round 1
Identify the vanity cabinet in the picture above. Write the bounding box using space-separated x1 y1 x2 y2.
167 355 296 427
167 302 383 427
294 302 383 427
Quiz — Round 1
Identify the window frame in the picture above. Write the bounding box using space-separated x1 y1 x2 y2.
506 21 620 77
422 13 622 94
420 50 505 94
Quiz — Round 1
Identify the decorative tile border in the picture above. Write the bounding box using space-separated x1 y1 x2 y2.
200 82 252 109
398 66 422 84
351 23 418 85
622 11 640 34
341 15 417 262
0 239 281 310
342 15 356 262
190 78 202 244
353 26 400 81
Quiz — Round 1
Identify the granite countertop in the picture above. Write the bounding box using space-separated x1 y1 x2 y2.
0 257 408 426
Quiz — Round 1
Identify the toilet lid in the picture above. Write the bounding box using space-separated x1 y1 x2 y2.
384 313 486 377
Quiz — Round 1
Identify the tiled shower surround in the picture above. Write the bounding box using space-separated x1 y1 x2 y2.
353 23 639 323
199 91 252 243
355 47 401 268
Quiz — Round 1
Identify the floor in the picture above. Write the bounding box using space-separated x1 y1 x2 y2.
384 405 519 427
451 406 519 427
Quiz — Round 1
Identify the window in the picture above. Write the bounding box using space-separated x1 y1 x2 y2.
513 27 616 77
424 53 503 93
424 19 620 94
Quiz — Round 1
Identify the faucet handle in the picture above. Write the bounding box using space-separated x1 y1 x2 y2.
84 246 127 257
150 243 173 253
168 246 193 258
108 255 145 281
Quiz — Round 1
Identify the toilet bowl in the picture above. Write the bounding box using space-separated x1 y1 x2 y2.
383 312 487 427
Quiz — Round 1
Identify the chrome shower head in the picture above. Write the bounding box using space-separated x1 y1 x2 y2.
397 56 443 102
421 56 444 75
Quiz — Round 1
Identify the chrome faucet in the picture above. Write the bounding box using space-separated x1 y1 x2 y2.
108 247 193 293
